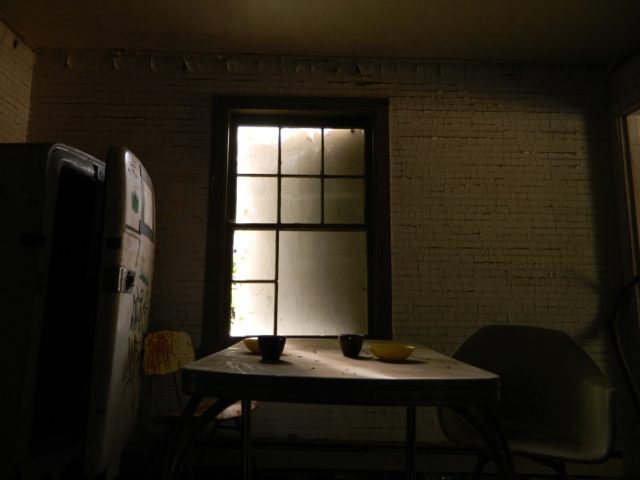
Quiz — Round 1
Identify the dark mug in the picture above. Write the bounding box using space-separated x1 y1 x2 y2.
258 335 287 361
339 334 364 358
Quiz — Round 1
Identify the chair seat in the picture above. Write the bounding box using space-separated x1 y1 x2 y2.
153 399 258 424
194 398 259 420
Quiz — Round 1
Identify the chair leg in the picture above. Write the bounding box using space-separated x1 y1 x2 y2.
198 419 222 463
556 460 568 480
548 459 567 480
526 456 568 480
197 414 261 478
251 455 262 480
473 453 492 480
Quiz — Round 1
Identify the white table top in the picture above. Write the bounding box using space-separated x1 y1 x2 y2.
182 338 500 406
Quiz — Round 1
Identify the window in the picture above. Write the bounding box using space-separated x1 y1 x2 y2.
202 97 391 352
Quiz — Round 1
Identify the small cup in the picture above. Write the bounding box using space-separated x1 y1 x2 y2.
339 334 364 358
258 335 286 362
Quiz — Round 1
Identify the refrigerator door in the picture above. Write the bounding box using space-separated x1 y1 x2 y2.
1 143 105 472
83 146 155 475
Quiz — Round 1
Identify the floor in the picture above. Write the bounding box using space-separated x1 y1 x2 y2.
189 471 476 480
118 428 620 480
120 463 521 480
118 447 601 480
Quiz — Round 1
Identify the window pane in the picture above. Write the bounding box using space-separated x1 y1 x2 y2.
281 128 321 175
237 126 279 174
232 230 276 280
236 176 277 223
325 178 365 224
230 283 274 336
281 178 321 224
324 128 365 175
277 232 367 335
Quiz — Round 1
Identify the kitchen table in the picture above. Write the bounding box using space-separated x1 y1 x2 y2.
165 338 514 480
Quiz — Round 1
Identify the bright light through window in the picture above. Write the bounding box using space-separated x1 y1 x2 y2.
229 126 368 337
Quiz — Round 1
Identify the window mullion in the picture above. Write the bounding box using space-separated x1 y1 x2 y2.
321 127 325 224
274 127 282 335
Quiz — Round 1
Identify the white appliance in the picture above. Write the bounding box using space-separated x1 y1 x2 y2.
0 143 155 479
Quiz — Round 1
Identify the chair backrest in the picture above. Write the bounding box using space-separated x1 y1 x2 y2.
143 330 195 376
451 324 615 460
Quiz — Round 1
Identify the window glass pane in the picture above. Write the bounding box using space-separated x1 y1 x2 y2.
324 128 365 175
236 176 277 223
281 178 321 224
237 126 279 174
277 232 367 335
232 230 276 280
230 283 274 336
325 178 365 224
281 128 321 175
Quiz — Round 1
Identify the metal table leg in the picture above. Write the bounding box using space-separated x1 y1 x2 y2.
476 405 515 478
405 405 417 480
450 406 515 480
164 396 237 480
241 398 252 480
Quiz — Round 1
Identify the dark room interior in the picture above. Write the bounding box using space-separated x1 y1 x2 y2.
2 1 640 479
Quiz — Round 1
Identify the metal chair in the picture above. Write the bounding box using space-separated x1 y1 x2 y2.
438 325 616 479
142 330 257 477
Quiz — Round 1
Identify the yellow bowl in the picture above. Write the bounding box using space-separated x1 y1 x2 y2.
370 343 415 362
243 337 260 354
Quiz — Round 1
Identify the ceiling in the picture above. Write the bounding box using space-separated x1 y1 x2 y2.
2 0 640 64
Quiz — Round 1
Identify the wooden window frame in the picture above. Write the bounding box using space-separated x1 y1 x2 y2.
201 96 391 354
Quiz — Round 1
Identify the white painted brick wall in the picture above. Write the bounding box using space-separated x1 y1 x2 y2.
0 20 33 141
23 51 627 451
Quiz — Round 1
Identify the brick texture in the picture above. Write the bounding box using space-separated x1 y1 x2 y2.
0 20 33 142
23 51 627 453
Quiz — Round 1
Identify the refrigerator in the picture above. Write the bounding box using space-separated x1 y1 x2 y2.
0 143 155 479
